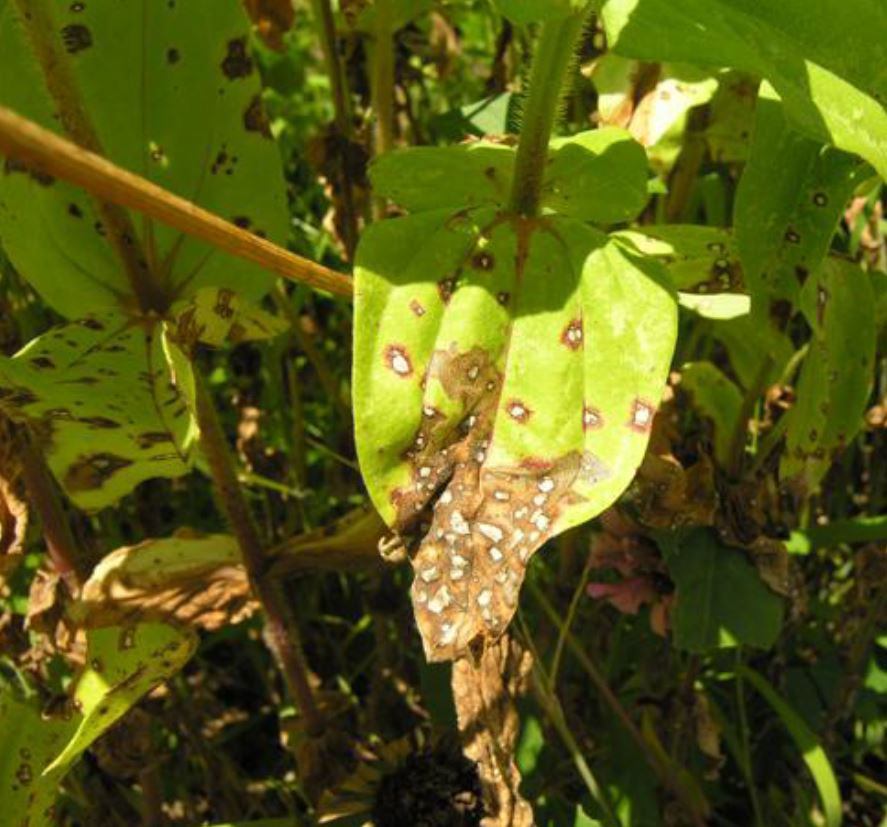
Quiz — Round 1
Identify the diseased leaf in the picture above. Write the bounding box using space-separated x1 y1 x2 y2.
661 527 784 652
371 129 649 226
0 0 288 317
601 0 887 181
735 84 872 305
781 258 875 492
354 207 677 661
0 686 79 827
46 620 197 773
0 312 196 511
72 532 256 631
0 416 27 580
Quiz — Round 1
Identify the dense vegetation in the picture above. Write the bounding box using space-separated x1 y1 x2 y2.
1 1 886 826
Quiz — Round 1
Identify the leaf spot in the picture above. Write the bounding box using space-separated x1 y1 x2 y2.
506 399 531 423
628 399 656 433
384 344 413 377
583 405 604 430
409 299 426 317
560 318 583 350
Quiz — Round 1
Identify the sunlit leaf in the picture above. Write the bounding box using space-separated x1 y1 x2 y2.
0 0 288 317
354 207 677 661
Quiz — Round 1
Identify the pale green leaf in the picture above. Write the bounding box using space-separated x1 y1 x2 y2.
0 313 196 511
354 207 677 660
781 259 875 492
662 528 783 652
0 0 287 317
678 292 749 320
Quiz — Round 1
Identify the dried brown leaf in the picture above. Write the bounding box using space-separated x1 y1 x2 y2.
0 417 27 581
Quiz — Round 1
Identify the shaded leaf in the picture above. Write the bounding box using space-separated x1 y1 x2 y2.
72 532 256 632
781 258 875 492
680 362 742 467
0 416 27 580
493 0 588 25
354 208 677 660
0 0 287 317
600 0 887 181
661 527 784 652
0 313 195 511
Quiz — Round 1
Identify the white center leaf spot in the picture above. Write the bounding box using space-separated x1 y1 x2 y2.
450 510 470 535
477 523 504 543
477 589 492 608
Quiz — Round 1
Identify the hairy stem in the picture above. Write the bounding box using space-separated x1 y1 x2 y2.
0 106 352 298
308 0 360 259
13 0 165 313
194 373 324 737
508 11 587 217
17 427 86 590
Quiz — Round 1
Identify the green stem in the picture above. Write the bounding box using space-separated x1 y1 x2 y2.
736 649 765 827
508 11 587 217
194 373 324 737
370 0 396 219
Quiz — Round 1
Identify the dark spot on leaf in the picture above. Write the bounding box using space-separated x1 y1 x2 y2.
582 405 604 431
794 266 809 284
15 763 32 786
68 203 83 218
61 24 92 54
471 250 495 271
232 215 252 229
78 416 122 429
29 356 55 369
812 192 828 207
497 291 510 306
70 2 85 11
437 278 455 303
221 37 253 79
0 386 38 407
64 453 134 491
243 94 272 137
167 47 180 64
484 166 497 179
409 299 426 317
627 398 655 433
560 318 583 351
385 344 413 377
706 241 725 253
769 299 792 330
214 288 236 319
784 228 801 244
94 220 106 236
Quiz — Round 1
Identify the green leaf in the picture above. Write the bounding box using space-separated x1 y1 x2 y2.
354 208 677 660
0 313 196 511
0 686 79 827
516 713 545 776
493 0 590 25
350 0 433 31
0 0 288 317
737 664 843 827
46 620 197 773
662 528 783 652
680 362 742 467
780 259 875 492
372 128 649 225
710 315 794 391
613 225 742 293
600 0 887 181
735 84 872 305
677 292 749 320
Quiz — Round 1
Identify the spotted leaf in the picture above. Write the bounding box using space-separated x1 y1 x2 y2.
0 312 196 511
780 258 875 493
354 207 677 661
0 0 287 317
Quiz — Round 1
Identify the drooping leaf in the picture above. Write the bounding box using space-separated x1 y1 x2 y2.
780 258 875 492
0 312 196 511
354 207 677 661
0 686 79 827
600 0 887 181
680 362 742 467
371 128 649 225
72 532 255 631
0 0 288 318
661 527 784 652
735 84 872 306
46 620 197 773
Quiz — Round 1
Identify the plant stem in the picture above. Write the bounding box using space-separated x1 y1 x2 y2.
0 106 352 298
735 650 766 827
508 11 587 217
193 373 324 737
369 0 396 219
17 427 86 590
308 0 360 259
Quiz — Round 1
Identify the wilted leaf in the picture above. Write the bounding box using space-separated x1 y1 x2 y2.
0 0 287 317
661 527 784 652
0 313 196 511
735 84 872 305
601 0 887 181
781 258 875 492
354 208 677 661
72 532 256 631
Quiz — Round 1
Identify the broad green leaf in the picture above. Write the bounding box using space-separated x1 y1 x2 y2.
680 362 742 467
781 259 875 492
704 71 758 164
493 0 589 25
677 292 749 320
662 528 783 652
600 0 887 181
351 0 433 31
0 312 196 511
0 0 287 318
372 129 649 225
354 208 677 660
711 315 794 391
169 287 289 351
737 664 843 827
614 225 742 293
735 84 872 306
71 532 253 631
46 620 197 772
0 686 78 827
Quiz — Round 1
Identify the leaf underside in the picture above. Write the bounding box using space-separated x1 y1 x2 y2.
354 207 677 661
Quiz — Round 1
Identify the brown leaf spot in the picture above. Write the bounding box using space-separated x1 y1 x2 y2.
243 94 272 137
409 299 426 317
627 398 656 433
77 416 122 430
64 453 133 491
221 36 253 79
29 356 55 370
560 318 583 351
506 399 531 423
497 291 510 306
384 344 413 377
471 250 495 271
61 24 92 54
437 278 455 303
167 47 180 64
582 405 604 431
